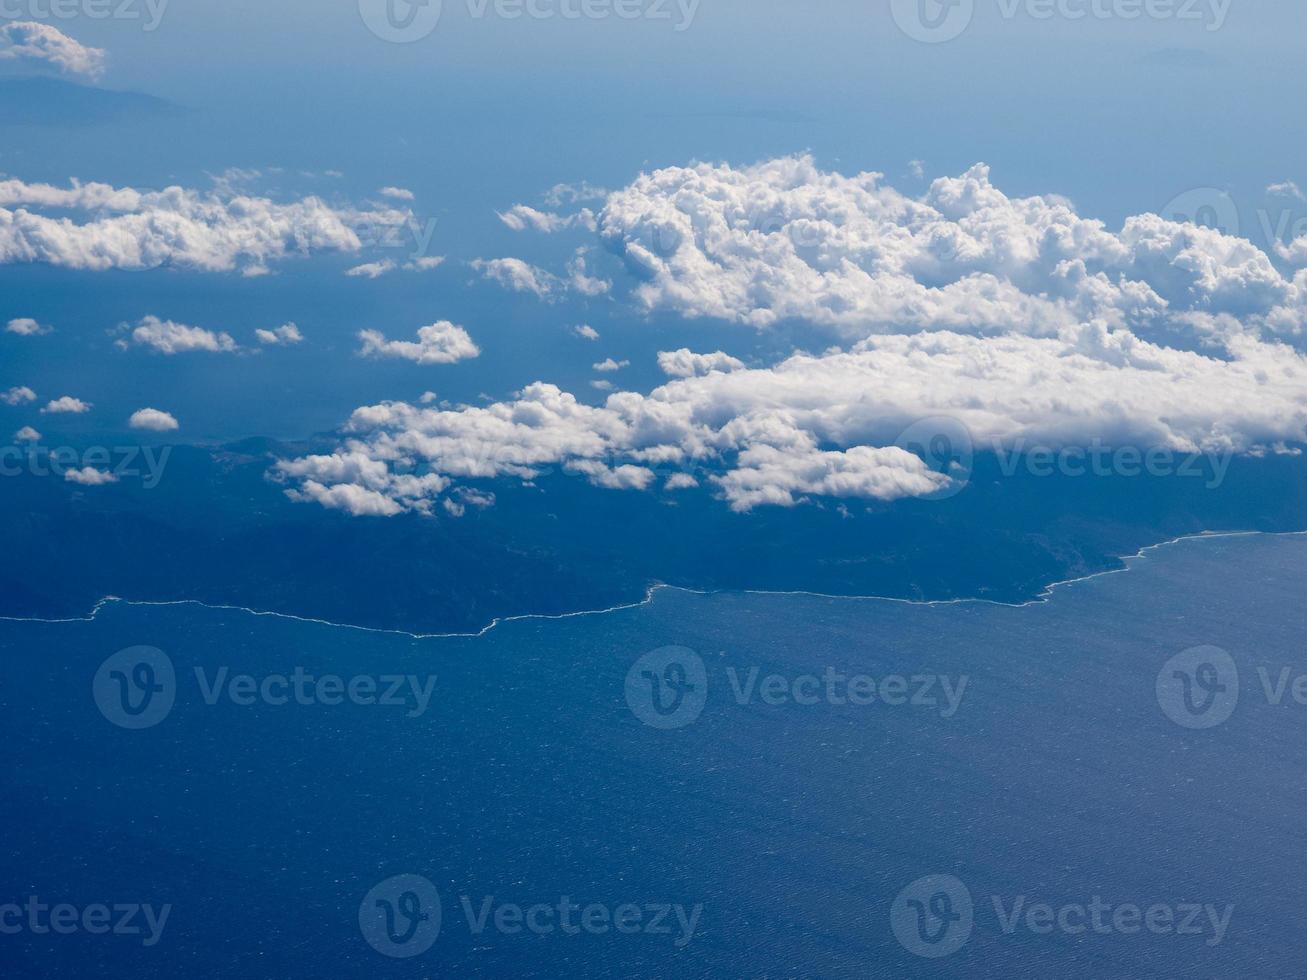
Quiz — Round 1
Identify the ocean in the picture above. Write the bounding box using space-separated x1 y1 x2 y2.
1 532 1304 977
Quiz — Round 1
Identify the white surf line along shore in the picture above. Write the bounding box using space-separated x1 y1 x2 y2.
0 529 1302 641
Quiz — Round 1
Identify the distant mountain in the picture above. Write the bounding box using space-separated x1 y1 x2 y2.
0 76 184 127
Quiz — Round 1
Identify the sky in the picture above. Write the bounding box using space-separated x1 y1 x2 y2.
3 0 1307 515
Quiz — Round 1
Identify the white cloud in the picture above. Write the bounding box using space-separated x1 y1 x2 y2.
1268 181 1306 202
472 257 559 298
357 321 480 365
6 317 51 336
0 22 105 79
64 466 117 486
128 408 179 432
596 156 1307 342
346 256 444 277
2 385 36 406
543 182 608 207
665 472 699 490
379 186 415 201
657 349 745 378
255 323 303 345
567 248 611 295
593 358 629 372
277 327 1307 515
14 426 40 442
0 176 406 275
127 316 238 355
498 205 597 234
42 396 90 414
346 260 396 279
573 324 600 340
590 379 614 391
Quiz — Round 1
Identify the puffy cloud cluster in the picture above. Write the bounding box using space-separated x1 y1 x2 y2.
124 316 237 354
128 408 179 432
278 159 1307 517
276 326 1307 516
2 385 36 406
0 22 105 79
357 321 480 365
42 396 90 414
657 348 745 378
594 156 1307 343
6 317 51 336
256 323 303 346
0 176 408 275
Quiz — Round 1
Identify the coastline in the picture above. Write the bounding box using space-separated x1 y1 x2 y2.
2 528 1301 642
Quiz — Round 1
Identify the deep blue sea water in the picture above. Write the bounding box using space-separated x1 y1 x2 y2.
2 532 1305 978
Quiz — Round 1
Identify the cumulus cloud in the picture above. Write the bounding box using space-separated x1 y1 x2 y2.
0 176 407 275
595 156 1307 342
6 317 51 336
256 322 303 345
346 260 396 279
357 321 480 365
472 257 559 298
657 349 745 378
128 408 179 432
378 187 415 201
126 316 237 354
543 182 609 207
42 396 90 414
1268 181 1306 202
277 327 1307 515
275 158 1307 518
0 22 105 79
14 425 40 442
64 467 117 486
593 358 629 372
573 324 600 340
346 256 445 277
2 385 36 406
498 205 597 234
